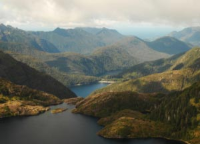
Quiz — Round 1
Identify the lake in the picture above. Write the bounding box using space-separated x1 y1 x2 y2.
0 83 185 144
70 83 109 97
0 103 185 144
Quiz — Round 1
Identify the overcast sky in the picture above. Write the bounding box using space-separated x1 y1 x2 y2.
0 0 200 38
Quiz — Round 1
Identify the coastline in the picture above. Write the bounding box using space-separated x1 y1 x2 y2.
98 80 115 84
71 80 115 87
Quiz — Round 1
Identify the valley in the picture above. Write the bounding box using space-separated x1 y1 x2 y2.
0 23 200 144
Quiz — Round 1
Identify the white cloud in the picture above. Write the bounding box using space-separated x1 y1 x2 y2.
0 0 200 31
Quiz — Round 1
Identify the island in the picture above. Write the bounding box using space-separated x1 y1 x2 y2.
51 108 68 114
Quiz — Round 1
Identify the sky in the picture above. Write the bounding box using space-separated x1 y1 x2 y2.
0 0 200 39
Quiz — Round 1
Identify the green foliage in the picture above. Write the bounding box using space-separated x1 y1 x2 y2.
94 48 200 95
74 80 200 142
0 50 76 99
32 27 123 54
118 52 183 79
169 26 200 46
8 52 99 86
0 95 9 103
74 91 162 117
0 24 59 53
118 125 132 138
150 82 200 139
147 36 191 55
0 78 62 106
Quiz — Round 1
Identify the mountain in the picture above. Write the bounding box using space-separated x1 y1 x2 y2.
0 37 168 76
45 48 138 76
32 27 124 54
0 24 169 77
94 36 170 63
0 78 62 118
94 48 200 94
77 27 103 35
147 36 191 54
0 40 137 76
0 24 59 53
73 91 162 118
169 26 200 46
0 50 76 99
73 79 200 143
118 52 184 79
7 51 99 86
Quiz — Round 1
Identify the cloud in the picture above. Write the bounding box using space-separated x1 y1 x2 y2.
0 0 200 30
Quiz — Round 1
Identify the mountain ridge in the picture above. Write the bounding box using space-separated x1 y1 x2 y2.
0 50 76 99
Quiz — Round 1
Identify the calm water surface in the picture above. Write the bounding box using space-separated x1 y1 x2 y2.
0 83 185 144
70 83 109 97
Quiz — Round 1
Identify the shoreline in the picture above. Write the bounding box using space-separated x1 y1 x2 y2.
70 80 116 87
98 80 115 84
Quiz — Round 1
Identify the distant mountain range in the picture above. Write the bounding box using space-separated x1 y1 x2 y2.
169 26 200 46
147 36 191 54
0 23 195 79
0 24 59 53
0 24 192 56
98 36 170 63
31 27 124 54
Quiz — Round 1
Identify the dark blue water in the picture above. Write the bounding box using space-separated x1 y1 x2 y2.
0 84 185 144
70 83 109 97
0 103 184 144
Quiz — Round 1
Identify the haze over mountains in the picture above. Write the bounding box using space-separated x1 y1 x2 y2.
169 26 200 46
0 22 200 143
0 24 194 78
2 0 200 143
32 27 124 54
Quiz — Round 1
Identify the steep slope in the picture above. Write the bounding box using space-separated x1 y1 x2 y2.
46 48 138 76
73 80 200 143
118 53 184 79
97 68 200 94
0 41 137 76
0 24 59 53
8 52 99 86
73 91 162 117
0 51 76 99
32 27 124 54
95 28 124 44
147 36 191 54
73 92 171 139
0 78 61 118
98 36 170 63
169 26 200 46
150 81 200 143
94 48 200 94
119 47 200 79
